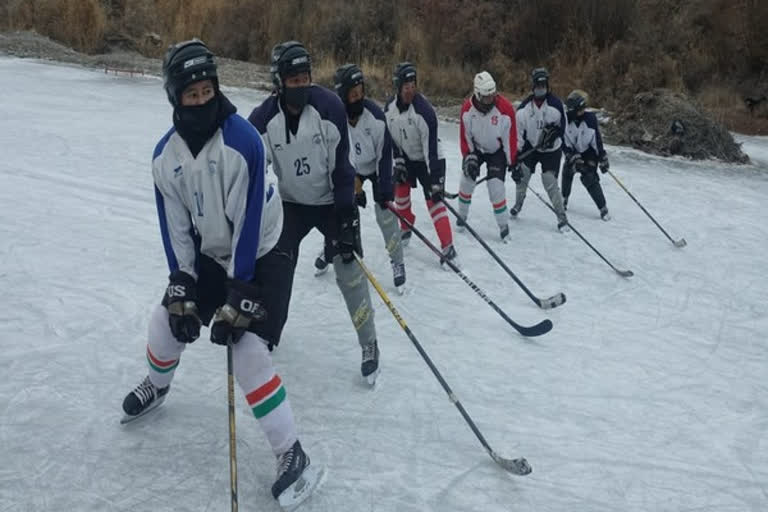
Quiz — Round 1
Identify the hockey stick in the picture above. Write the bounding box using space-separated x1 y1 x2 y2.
607 170 687 248
353 252 532 475
227 342 239 512
388 205 552 337
445 144 542 200
441 200 566 309
526 184 634 278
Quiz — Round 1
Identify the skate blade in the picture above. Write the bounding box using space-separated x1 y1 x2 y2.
395 284 405 296
119 395 166 425
277 463 327 511
364 367 381 387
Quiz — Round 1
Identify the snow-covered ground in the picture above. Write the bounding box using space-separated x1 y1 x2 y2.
1 57 767 512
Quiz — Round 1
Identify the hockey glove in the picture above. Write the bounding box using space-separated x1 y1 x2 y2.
393 157 408 184
539 123 560 149
510 162 523 184
462 154 480 181
334 207 363 264
430 174 445 201
566 153 585 172
355 189 367 208
599 155 610 174
163 271 202 343
210 279 265 345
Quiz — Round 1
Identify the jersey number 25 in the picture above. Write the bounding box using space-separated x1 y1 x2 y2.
294 157 311 176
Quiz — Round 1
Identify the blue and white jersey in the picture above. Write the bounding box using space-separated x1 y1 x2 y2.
349 99 393 194
153 114 282 282
248 86 355 210
516 93 567 154
384 93 444 174
564 111 606 159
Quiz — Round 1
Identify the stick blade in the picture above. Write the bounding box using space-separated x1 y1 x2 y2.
515 318 553 337
616 269 634 278
537 293 566 310
491 452 533 475
674 238 687 248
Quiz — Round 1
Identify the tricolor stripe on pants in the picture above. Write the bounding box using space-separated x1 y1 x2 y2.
146 346 179 373
493 199 507 214
458 191 472 205
246 374 287 419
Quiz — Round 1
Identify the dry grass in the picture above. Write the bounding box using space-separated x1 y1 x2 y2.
2 0 766 134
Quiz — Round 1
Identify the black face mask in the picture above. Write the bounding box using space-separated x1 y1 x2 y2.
173 95 220 157
174 95 220 137
284 86 311 112
346 99 364 118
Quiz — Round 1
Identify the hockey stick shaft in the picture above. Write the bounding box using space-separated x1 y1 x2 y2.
353 252 531 475
526 184 634 277
607 170 686 247
441 200 566 309
445 145 540 200
227 342 239 512
388 205 552 337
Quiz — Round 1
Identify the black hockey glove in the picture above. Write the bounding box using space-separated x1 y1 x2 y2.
164 271 201 343
599 155 610 174
334 207 363 264
566 153 585 172
393 157 408 184
540 123 560 149
355 189 367 208
210 279 265 345
429 173 445 201
374 186 393 210
510 162 523 183
462 154 480 181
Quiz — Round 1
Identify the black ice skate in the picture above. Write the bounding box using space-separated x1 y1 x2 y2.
440 245 460 268
509 206 520 218
392 261 406 295
600 206 611 221
361 340 380 385
500 225 510 243
456 216 467 232
557 220 571 233
314 249 329 276
121 376 169 424
272 440 326 510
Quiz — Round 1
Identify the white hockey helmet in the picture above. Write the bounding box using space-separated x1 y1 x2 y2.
473 71 496 100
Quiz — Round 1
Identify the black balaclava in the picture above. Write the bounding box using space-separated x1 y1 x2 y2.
284 85 311 112
346 99 364 118
173 88 236 157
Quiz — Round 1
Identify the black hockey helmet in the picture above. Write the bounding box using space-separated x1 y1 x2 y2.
270 41 312 91
531 67 550 88
566 89 589 116
334 63 365 103
162 39 218 107
393 61 417 91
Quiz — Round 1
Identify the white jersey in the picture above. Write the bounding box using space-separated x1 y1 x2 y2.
152 114 282 282
516 93 567 154
349 99 391 177
459 94 518 165
384 93 444 172
564 111 606 158
248 86 356 210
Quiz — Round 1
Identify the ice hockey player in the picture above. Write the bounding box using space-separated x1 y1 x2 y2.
456 71 517 242
384 62 459 265
312 64 406 293
247 41 380 385
562 89 611 220
121 39 322 507
510 67 570 232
